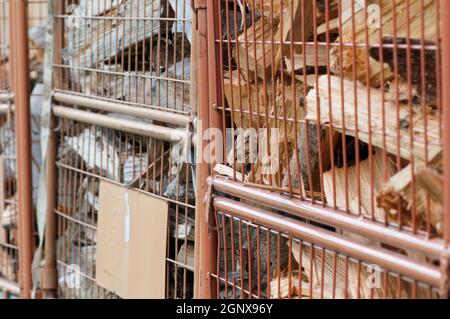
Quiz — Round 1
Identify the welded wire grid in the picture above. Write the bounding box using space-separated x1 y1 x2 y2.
0 0 47 298
54 0 191 114
209 0 444 299
0 0 19 297
52 0 194 298
215 1 443 237
212 205 440 299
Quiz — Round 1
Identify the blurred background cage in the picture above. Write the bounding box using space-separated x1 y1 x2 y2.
0 0 47 299
196 0 450 299
45 0 195 298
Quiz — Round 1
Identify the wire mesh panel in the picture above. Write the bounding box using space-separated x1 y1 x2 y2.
50 0 194 299
0 0 47 298
203 0 447 299
212 197 441 299
213 0 443 237
55 0 191 114
0 1 17 293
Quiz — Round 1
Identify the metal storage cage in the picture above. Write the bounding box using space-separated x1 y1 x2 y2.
0 0 47 299
195 0 450 299
42 0 195 299
0 0 447 300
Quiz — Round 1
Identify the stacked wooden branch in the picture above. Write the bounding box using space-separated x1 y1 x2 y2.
218 0 442 299
65 0 192 112
56 118 195 298
269 240 432 299
58 0 195 296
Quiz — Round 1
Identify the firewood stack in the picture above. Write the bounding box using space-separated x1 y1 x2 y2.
218 0 442 299
64 0 191 113
57 0 194 298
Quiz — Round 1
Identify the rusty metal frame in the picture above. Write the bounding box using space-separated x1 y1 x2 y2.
0 0 47 300
197 0 450 299
44 0 196 299
212 176 446 259
441 0 450 297
53 92 192 126
442 0 450 247
52 105 188 142
213 196 441 287
8 0 33 299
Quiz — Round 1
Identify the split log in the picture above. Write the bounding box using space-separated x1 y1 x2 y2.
288 240 421 299
153 59 192 112
269 268 348 299
226 128 258 175
249 81 303 188
316 0 360 36
376 154 443 235
323 151 396 221
213 163 245 181
176 242 195 269
122 153 149 185
329 0 438 87
169 207 195 241
220 0 254 41
274 0 314 63
169 0 193 44
237 0 314 82
78 0 120 17
416 166 443 205
64 127 121 181
89 58 191 111
0 249 17 282
68 0 170 70
223 69 275 129
78 64 125 99
370 37 437 105
288 123 340 197
248 0 287 18
284 44 328 74
289 241 347 298
1 195 17 229
305 75 442 164
236 15 280 82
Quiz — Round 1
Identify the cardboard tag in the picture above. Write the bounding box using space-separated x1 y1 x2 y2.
96 181 168 299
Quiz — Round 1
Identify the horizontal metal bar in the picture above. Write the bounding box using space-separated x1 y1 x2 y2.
53 92 192 126
0 104 14 114
213 197 442 288
55 162 196 209
52 105 186 142
0 278 20 296
0 93 13 103
211 176 446 260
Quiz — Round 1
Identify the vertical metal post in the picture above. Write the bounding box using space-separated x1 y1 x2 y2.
42 0 63 298
441 0 450 297
194 0 218 299
443 0 450 248
41 118 58 298
207 0 222 134
9 0 33 299
192 3 201 297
